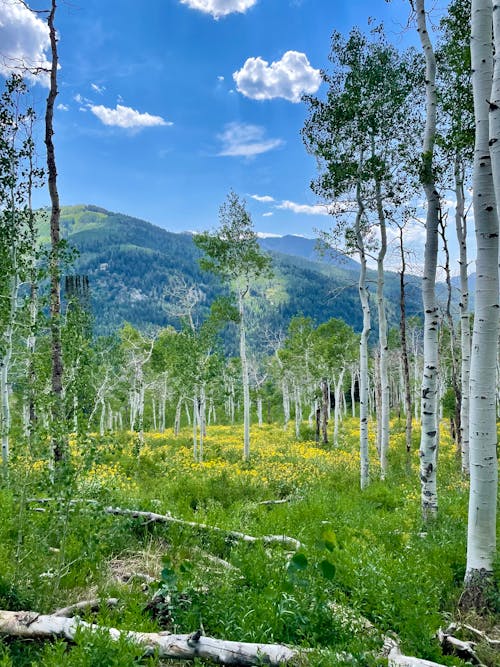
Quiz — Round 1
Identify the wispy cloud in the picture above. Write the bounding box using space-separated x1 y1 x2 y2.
217 122 284 157
250 193 275 203
89 104 172 129
276 200 351 215
57 103 69 111
91 82 106 94
180 0 257 19
233 51 321 103
262 212 274 217
0 0 50 86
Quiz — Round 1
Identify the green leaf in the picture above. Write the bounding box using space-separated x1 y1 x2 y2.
320 559 336 580
287 553 308 573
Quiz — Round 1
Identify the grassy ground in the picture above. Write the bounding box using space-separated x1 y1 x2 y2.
0 417 498 666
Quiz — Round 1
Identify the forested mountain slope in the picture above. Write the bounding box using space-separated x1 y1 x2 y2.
39 205 423 334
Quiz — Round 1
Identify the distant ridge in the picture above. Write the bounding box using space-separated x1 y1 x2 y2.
257 234 359 271
42 205 423 336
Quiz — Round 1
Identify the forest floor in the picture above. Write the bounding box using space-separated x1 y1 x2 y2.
0 417 498 666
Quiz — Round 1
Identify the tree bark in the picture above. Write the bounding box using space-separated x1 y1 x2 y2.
45 0 66 465
415 0 440 520
0 610 298 666
398 226 413 471
463 0 499 603
454 155 471 475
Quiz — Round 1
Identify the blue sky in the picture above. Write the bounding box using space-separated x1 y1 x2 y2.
1 0 456 269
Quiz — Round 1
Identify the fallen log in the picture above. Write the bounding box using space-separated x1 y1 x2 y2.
103 506 303 550
53 598 119 618
27 499 303 550
386 637 448 667
0 610 299 665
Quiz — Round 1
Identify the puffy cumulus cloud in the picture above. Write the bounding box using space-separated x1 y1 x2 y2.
217 122 283 157
89 104 172 129
180 0 257 19
0 0 51 85
233 51 321 103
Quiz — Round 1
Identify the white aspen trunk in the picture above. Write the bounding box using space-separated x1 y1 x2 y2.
160 375 167 433
327 382 331 420
351 367 357 418
192 393 198 461
355 176 370 490
454 156 471 475
342 389 347 417
129 389 136 432
73 395 78 434
152 397 157 432
282 380 290 430
99 400 105 437
333 369 345 447
239 289 251 460
184 400 191 426
308 403 314 427
374 350 382 455
1 271 19 470
118 411 123 431
107 404 113 432
415 0 440 520
257 397 263 427
374 157 390 480
199 385 206 461
294 384 302 440
174 397 182 436
464 0 499 594
321 379 329 444
138 367 145 449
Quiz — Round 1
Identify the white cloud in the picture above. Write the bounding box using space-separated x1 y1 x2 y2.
180 0 257 18
276 200 351 216
217 75 225 81
262 212 274 217
91 82 105 94
257 231 280 237
0 0 50 85
57 103 69 111
217 122 283 157
89 104 172 129
250 193 274 202
233 50 321 103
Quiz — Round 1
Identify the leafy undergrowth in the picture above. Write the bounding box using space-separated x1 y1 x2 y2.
0 418 497 666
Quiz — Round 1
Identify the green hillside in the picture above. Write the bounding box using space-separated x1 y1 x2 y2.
41 205 423 335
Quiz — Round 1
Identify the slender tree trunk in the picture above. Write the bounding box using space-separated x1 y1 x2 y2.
415 0 440 520
374 167 389 480
454 155 471 475
45 0 66 465
174 397 182 436
282 379 290 430
398 226 413 471
239 289 251 460
438 215 462 454
294 384 302 439
333 369 345 447
321 379 328 444
257 397 263 427
463 0 499 603
355 175 370 490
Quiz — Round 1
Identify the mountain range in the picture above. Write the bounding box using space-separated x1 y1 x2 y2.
39 205 425 338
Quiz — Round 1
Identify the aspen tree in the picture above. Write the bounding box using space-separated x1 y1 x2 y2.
414 0 441 519
194 191 272 460
462 0 499 605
